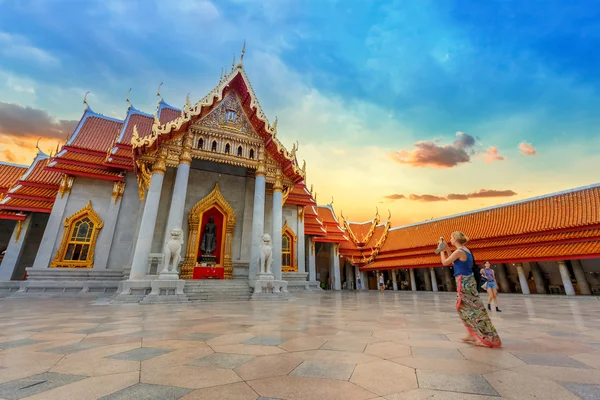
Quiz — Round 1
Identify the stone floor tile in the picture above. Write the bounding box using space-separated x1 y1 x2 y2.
350 360 418 396
570 351 600 369
386 388 501 399
364 341 411 359
0 372 86 400
512 364 600 385
211 344 285 356
560 382 600 400
0 339 39 350
292 350 380 365
416 370 498 396
278 337 327 352
98 382 192 400
188 353 254 369
248 375 376 400
107 347 171 361
42 342 98 354
75 326 115 335
18 371 139 400
290 361 355 381
180 382 259 400
514 352 592 368
484 369 580 400
320 339 368 352
142 347 215 370
243 337 287 346
458 347 526 369
391 356 499 374
182 333 219 342
142 365 242 389
408 333 450 341
235 353 303 381
411 347 465 360
206 333 255 346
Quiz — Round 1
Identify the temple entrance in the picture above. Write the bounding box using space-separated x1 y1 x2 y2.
182 183 236 280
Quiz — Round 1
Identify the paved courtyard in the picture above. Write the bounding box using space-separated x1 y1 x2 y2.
0 291 599 400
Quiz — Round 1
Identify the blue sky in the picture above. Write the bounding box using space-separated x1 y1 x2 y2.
1 0 599 224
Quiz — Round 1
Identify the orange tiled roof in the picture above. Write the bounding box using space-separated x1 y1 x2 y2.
0 162 27 193
47 161 123 181
10 185 58 199
118 108 154 145
158 100 181 125
304 205 326 237
22 157 62 186
0 210 26 220
0 197 53 212
67 111 123 153
314 205 348 243
285 182 316 207
381 185 600 253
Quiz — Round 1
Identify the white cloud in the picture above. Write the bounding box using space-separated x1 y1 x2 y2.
0 31 60 67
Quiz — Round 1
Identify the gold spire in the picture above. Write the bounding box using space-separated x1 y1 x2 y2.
220 67 224 82
126 88 132 107
55 142 60 156
157 82 163 100
388 210 392 220
35 138 41 152
83 91 90 111
238 40 246 67
231 54 236 73
186 93 192 109
330 196 334 205
376 207 379 219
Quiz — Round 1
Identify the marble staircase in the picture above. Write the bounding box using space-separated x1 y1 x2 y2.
184 279 253 302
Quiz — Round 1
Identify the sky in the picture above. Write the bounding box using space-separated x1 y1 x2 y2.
1 0 599 226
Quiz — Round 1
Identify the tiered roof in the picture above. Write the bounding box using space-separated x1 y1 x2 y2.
304 205 327 237
313 205 348 243
0 161 29 220
0 152 62 217
364 184 600 270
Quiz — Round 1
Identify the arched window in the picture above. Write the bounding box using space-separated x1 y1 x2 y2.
211 141 217 152
281 221 297 272
225 143 231 154
198 138 203 149
237 146 243 157
51 201 103 268
249 148 255 159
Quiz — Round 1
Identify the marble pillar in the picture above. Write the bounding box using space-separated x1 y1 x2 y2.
307 237 316 283
32 178 72 269
297 207 306 273
129 151 167 280
163 163 191 244
345 262 354 289
496 264 511 293
0 215 32 280
410 269 416 291
330 243 341 290
430 268 438 292
443 267 455 292
557 260 575 296
354 265 360 290
360 270 368 290
392 270 398 291
516 263 530 295
423 268 432 291
571 259 591 295
94 187 123 270
529 262 547 294
249 156 267 280
271 173 283 281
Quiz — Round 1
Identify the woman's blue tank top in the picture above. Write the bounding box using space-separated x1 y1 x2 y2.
453 249 473 277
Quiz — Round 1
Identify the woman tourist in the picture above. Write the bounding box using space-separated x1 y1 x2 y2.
356 274 361 292
481 261 501 312
379 273 385 293
438 232 501 348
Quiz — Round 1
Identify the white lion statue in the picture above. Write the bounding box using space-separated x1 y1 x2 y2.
162 226 184 274
258 233 273 275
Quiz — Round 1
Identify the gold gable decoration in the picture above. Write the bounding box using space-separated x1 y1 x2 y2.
50 200 104 269
182 183 237 279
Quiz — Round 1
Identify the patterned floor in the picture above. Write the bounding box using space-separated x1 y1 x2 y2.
0 291 599 400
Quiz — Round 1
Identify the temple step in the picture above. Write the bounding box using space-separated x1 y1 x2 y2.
184 280 252 302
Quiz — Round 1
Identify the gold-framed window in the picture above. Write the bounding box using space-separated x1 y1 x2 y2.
51 200 103 268
281 221 297 272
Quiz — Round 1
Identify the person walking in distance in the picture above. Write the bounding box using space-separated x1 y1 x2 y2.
379 273 385 293
481 261 501 312
438 232 501 348
356 274 361 292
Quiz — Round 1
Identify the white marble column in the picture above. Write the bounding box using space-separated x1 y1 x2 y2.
249 154 267 280
330 243 341 290
430 268 438 292
571 259 591 295
32 176 73 269
557 260 575 296
529 262 547 294
0 215 33 280
272 172 283 281
516 263 530 294
360 270 368 290
163 136 192 246
410 269 416 291
129 150 167 280
392 270 398 291
423 268 432 291
307 237 316 282
297 207 306 273
94 184 124 270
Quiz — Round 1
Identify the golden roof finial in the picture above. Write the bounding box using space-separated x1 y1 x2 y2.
331 196 334 205
340 210 345 220
83 91 90 111
126 88 132 107
388 209 392 220
220 67 224 82
55 142 60 156
186 93 192 109
314 192 317 204
310 184 314 194
35 137 41 152
157 82 163 100
376 207 380 219
301 159 306 174
290 141 298 158
239 40 246 67
231 54 236 73
272 116 278 131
